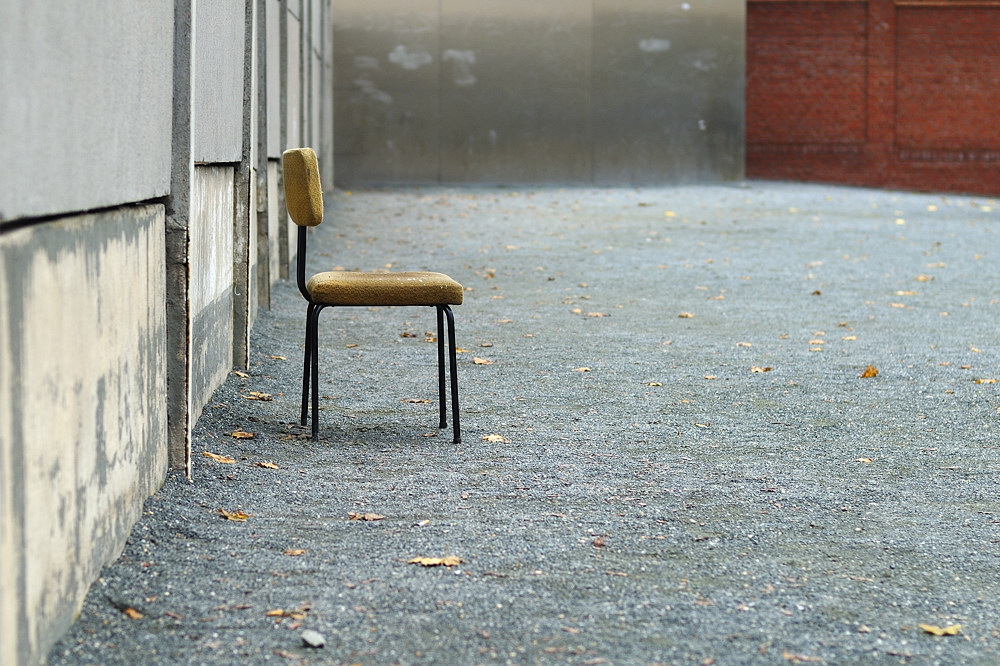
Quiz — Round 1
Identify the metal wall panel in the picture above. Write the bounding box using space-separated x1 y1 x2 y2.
439 1 592 182
333 0 744 184
593 0 744 183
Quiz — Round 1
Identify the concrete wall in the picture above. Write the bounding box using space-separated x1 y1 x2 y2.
0 207 168 666
331 0 744 185
0 1 333 663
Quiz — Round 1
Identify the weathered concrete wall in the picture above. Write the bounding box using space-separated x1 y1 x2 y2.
190 167 236 420
0 2 174 221
0 1 333 662
0 206 168 666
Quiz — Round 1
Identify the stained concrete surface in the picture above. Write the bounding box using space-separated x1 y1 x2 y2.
49 183 1000 665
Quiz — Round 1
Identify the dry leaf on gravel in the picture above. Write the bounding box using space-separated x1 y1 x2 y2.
231 430 255 439
974 378 998 384
408 556 462 567
283 549 306 556
473 357 494 365
123 607 143 620
243 392 272 401
782 652 823 663
750 366 772 373
572 367 592 372
348 512 385 521
233 370 250 378
254 461 279 469
402 398 431 403
218 508 252 522
860 365 879 378
201 451 236 464
919 623 961 636
482 434 509 443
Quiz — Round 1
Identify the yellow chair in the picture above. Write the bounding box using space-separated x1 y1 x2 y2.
282 148 463 443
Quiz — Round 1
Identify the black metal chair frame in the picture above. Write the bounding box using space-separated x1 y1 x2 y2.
295 227 461 444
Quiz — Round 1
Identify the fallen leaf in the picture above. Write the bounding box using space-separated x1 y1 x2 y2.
645 382 663 387
283 549 306 556
737 342 753 347
703 375 717 380
402 398 431 403
231 430 255 439
254 461 279 469
974 378 998 384
273 650 299 660
750 366 772 373
919 623 961 636
233 370 250 378
482 434 510 443
243 391 272 401
473 357 494 365
586 312 610 318
348 512 385 521
270 355 287 360
694 422 711 428
201 451 236 464
860 365 879 378
408 556 462 567
592 536 606 548
855 458 874 463
678 312 694 318
218 508 252 522
572 367 592 372
782 652 823 663
123 607 143 620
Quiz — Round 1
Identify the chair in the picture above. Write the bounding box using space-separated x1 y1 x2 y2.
282 147 464 443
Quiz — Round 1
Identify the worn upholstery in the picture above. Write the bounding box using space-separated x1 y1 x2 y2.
307 271 464 307
282 148 324 227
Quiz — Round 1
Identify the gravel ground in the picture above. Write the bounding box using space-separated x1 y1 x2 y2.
48 182 1000 665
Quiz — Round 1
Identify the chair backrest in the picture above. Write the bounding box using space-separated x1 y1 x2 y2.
282 148 324 227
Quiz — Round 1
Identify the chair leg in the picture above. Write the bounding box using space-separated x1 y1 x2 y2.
301 303 316 426
310 305 325 440
436 306 447 429
443 305 461 444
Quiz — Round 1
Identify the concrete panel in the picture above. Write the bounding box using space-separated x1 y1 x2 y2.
287 8 304 148
194 0 246 163
0 205 167 665
189 166 235 422
592 0 745 183
0 1 174 221
268 161 282 284
267 0 283 157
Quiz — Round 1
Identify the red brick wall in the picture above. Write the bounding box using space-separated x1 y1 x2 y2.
747 0 1000 196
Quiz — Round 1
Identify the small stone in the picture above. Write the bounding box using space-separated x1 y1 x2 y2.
301 629 325 648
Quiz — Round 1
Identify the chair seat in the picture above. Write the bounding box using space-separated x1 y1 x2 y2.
307 271 464 307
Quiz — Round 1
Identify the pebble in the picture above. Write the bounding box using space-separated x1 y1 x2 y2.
301 629 325 648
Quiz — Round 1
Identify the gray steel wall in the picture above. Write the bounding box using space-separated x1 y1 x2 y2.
333 0 744 185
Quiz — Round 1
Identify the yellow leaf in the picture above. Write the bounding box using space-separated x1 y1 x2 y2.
233 370 250 378
402 398 431 403
482 434 509 443
736 342 753 347
916 274 934 282
254 461 279 469
750 366 772 373
678 312 694 318
265 609 287 617
283 549 306 556
201 451 236 464
231 430 255 439
243 391 272 401
919 623 961 636
974 378 998 384
473 357 494 365
218 508 252 522
586 312 610 318
123 607 143 620
855 458 874 463
572 367 592 372
348 512 385 521
645 382 662 387
664 211 676 217
408 556 462 567
860 365 879 378
704 375 717 380
270 355 287 360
